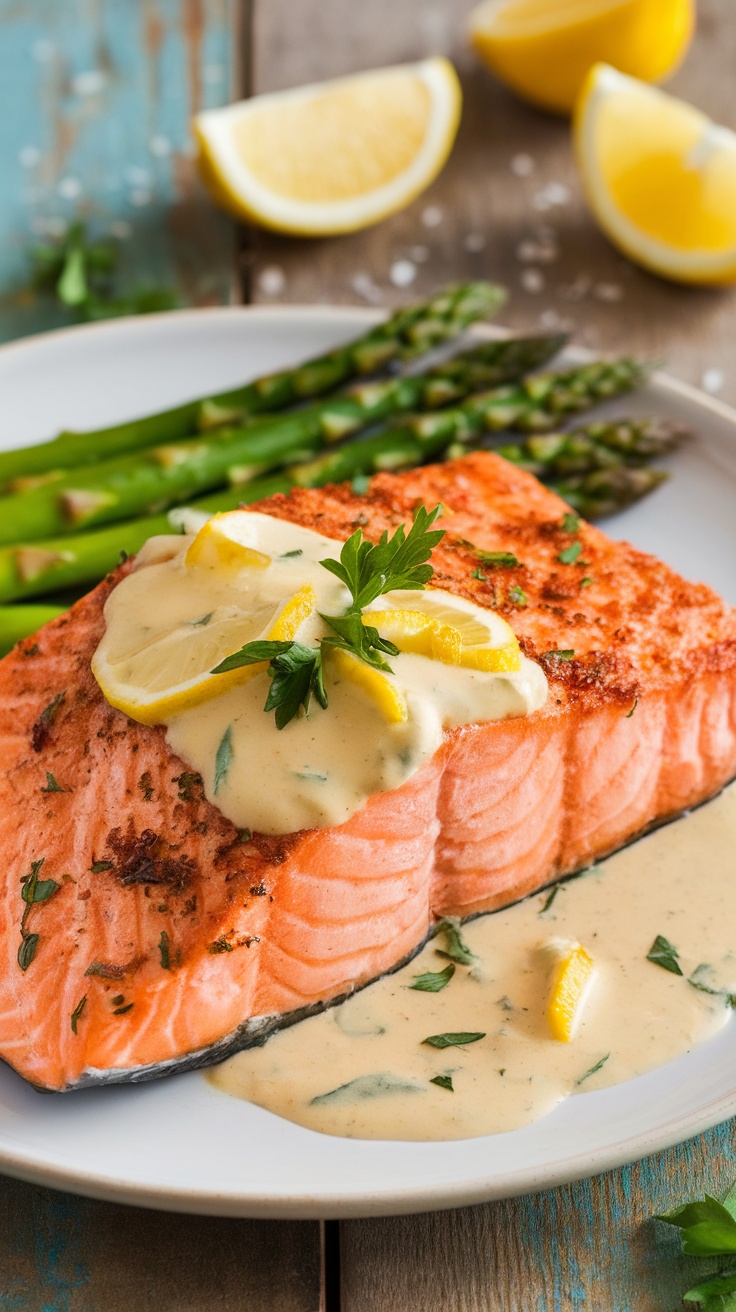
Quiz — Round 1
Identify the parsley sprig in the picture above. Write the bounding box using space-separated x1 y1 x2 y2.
212 505 445 729
657 1181 736 1307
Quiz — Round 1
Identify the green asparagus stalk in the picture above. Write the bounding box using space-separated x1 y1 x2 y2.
550 466 670 519
0 604 65 656
0 282 505 485
0 336 568 548
494 417 689 478
325 358 654 469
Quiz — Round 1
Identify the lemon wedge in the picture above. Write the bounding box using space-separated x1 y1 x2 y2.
193 59 461 236
547 942 595 1042
366 592 522 673
92 583 317 726
186 513 271 571
469 0 693 115
575 64 736 284
327 647 408 724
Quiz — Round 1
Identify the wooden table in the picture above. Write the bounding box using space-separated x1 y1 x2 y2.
0 1 734 1306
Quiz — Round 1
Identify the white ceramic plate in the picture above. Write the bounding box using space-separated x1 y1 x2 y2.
0 306 735 1220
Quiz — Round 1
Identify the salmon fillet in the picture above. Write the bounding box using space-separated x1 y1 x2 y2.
1 450 735 1092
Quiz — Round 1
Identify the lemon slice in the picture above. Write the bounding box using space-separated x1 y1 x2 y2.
469 0 692 115
92 583 317 726
186 513 271 571
575 64 736 284
366 591 522 673
327 647 408 724
193 59 461 236
547 942 595 1042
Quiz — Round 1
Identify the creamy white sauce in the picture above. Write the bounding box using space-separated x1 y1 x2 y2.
209 784 736 1140
97 512 547 835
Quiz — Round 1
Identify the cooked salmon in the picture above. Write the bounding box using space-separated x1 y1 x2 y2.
1 450 735 1092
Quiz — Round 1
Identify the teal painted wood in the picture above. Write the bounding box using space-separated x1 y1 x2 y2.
341 1121 736 1311
0 1176 322 1310
0 0 237 344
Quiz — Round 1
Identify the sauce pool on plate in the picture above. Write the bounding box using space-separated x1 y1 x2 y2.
208 783 736 1140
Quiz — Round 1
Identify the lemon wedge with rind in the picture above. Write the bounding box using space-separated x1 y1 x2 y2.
327 646 408 724
575 64 736 285
547 943 595 1042
469 0 693 116
193 59 461 236
186 514 271 571
92 583 317 727
366 592 522 674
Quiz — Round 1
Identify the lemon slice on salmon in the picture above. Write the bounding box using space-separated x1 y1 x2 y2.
193 59 461 236
326 646 408 724
575 64 736 284
546 942 595 1041
469 0 693 116
92 583 317 726
186 514 271 571
366 591 522 673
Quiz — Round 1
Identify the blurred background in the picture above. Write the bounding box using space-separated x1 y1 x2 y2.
0 0 734 400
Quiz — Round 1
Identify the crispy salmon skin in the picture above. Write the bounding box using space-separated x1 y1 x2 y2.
1 451 735 1092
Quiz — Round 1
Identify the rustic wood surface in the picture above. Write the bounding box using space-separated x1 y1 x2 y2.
0 0 735 1308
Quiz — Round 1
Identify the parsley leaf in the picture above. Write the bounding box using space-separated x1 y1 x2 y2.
435 917 476 966
508 584 527 607
647 934 683 975
430 1075 454 1091
321 612 399 673
214 725 234 794
558 541 583 565
657 1194 736 1257
320 503 445 611
423 1032 485 1049
475 550 518 568
575 1053 610 1086
410 964 455 993
41 771 68 793
561 512 580 534
541 649 575 662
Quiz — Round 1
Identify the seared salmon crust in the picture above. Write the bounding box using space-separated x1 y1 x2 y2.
1 451 735 1091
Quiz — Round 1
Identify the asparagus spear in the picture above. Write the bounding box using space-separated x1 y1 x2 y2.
0 336 567 547
331 358 653 466
0 282 505 485
0 604 65 656
493 417 689 478
550 467 670 519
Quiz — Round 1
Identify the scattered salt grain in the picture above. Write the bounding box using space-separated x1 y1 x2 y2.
421 205 444 229
560 274 592 301
517 237 559 265
71 70 107 96
203 64 226 85
258 266 286 297
409 245 430 263
533 182 571 211
511 153 535 177
125 166 151 187
464 232 486 253
702 368 724 394
57 176 81 200
521 268 545 294
149 135 172 158
389 259 417 289
19 146 41 168
593 281 623 302
351 273 382 304
31 39 55 63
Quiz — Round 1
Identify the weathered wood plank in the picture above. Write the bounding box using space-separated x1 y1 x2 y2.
251 0 736 406
0 1176 323 1311
0 0 237 344
342 1122 736 1312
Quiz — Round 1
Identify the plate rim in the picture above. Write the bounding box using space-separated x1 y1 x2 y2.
0 303 735 1219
